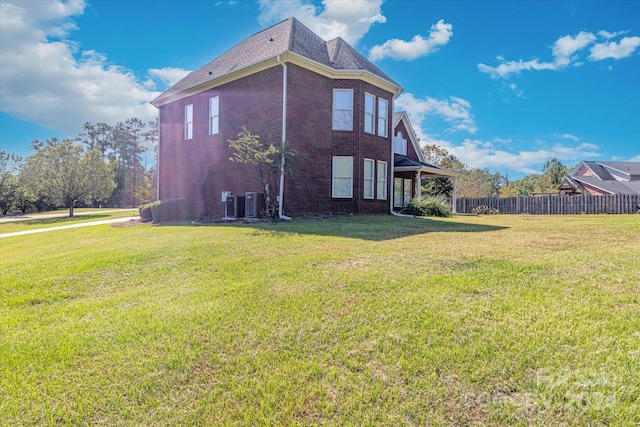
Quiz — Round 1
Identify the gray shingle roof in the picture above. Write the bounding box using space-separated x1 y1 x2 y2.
569 161 640 194
153 17 398 105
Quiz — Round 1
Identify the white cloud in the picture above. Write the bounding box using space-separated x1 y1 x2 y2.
0 0 169 137
598 30 628 39
257 0 385 45
147 67 191 88
552 31 596 66
558 133 579 141
589 36 640 60
477 57 556 79
478 29 638 79
440 138 601 174
368 19 453 61
395 92 477 138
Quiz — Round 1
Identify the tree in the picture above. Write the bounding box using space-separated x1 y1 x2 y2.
421 145 465 197
25 139 114 217
535 158 569 194
457 168 503 198
0 151 20 214
228 126 297 217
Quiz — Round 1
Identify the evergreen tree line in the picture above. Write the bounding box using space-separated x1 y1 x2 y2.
421 144 571 198
0 118 158 216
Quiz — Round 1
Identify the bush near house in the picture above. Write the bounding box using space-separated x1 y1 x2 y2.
139 202 156 222
401 196 452 217
149 198 198 223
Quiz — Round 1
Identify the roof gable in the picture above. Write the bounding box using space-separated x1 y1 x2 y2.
393 111 425 163
152 17 400 106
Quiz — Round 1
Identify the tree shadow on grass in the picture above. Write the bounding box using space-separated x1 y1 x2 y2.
196 215 508 242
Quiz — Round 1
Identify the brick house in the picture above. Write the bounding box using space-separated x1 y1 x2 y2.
559 161 640 196
151 17 458 218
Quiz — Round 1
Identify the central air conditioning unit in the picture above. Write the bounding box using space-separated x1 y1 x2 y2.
245 192 266 218
225 195 245 218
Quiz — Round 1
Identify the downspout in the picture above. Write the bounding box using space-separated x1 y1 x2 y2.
277 55 291 220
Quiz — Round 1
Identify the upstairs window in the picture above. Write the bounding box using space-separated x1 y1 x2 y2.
394 131 407 155
332 156 353 198
184 104 193 140
184 104 193 139
332 89 353 131
209 96 219 135
377 98 388 137
364 158 374 199
364 93 375 134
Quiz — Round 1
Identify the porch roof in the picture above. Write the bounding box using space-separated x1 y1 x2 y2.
394 155 460 178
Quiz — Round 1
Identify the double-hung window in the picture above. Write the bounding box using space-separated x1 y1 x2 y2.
332 156 353 198
377 160 387 200
363 158 374 199
364 93 375 134
184 104 193 140
209 96 219 135
332 89 353 131
377 98 388 137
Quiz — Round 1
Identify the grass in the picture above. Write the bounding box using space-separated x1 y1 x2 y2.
0 209 138 234
1 214 639 425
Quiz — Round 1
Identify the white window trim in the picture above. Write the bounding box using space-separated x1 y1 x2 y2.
209 96 219 135
332 156 353 198
364 158 375 199
364 92 375 134
377 98 388 137
184 104 193 140
332 89 354 131
377 160 387 200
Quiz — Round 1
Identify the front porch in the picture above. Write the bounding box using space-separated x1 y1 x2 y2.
393 155 460 213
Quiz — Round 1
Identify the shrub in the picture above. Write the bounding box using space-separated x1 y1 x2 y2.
150 199 198 223
401 196 452 217
422 196 453 217
139 202 156 222
473 205 500 215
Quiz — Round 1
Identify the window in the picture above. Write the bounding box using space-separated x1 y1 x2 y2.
333 89 353 131
184 104 193 140
332 156 353 198
209 96 219 135
404 178 413 205
394 177 413 207
364 93 375 134
393 131 407 155
394 178 403 207
377 98 388 137
364 158 374 199
377 160 387 200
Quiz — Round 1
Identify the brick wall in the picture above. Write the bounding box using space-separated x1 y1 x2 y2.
158 63 395 217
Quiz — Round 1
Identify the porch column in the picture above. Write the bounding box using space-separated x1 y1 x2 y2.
452 176 458 214
416 171 421 198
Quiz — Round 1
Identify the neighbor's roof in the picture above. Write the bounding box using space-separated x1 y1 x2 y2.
568 161 640 195
152 17 399 106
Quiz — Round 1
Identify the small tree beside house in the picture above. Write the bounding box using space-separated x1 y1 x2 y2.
228 126 298 218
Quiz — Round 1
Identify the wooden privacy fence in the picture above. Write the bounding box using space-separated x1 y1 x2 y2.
452 194 640 214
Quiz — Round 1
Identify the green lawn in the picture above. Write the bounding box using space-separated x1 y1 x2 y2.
0 209 138 234
1 214 639 425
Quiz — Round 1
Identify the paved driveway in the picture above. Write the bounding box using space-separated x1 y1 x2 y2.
0 211 140 238
0 209 136 223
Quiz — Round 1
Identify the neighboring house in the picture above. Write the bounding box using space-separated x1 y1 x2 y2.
151 17 458 218
559 161 640 195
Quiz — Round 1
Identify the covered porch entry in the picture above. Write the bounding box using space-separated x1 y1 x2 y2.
393 155 460 213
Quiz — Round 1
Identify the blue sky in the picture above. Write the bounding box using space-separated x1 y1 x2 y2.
1 0 639 179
